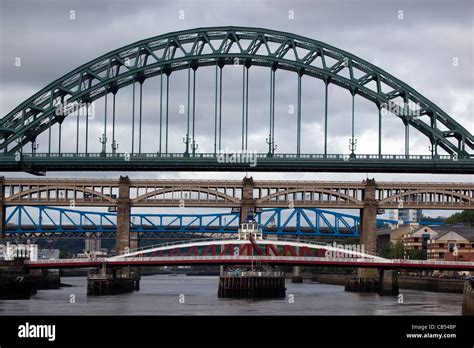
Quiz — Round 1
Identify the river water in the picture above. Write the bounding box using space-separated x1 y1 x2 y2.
0 275 463 315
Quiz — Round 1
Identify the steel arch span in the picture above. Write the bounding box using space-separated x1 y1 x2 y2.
1 26 472 173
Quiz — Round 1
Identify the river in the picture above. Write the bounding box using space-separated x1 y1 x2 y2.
0 275 463 315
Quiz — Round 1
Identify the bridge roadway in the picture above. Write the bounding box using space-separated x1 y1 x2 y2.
1 153 472 174
21 238 474 271
24 256 474 271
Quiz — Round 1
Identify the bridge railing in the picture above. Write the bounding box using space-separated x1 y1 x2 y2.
117 237 225 256
8 152 460 161
24 256 474 269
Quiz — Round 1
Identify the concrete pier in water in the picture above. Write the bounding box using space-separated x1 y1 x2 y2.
218 271 286 299
87 267 140 296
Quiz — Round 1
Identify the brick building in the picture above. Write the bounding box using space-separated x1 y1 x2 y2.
402 224 474 261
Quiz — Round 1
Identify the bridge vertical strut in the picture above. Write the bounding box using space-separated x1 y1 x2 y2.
85 99 89 154
191 62 197 156
377 103 382 156
159 73 163 154
138 80 144 154
165 68 171 154
297 70 302 156
218 62 223 151
131 78 136 154
214 63 218 155
324 80 329 157
242 64 246 151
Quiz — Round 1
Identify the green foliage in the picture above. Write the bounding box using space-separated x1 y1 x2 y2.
445 210 474 225
382 241 423 260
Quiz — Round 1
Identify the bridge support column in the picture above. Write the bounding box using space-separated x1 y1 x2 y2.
291 266 303 283
378 269 399 296
462 279 474 316
358 179 378 279
240 177 255 223
115 176 131 255
0 177 5 241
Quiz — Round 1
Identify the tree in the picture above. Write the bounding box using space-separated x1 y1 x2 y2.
445 210 474 225
382 241 423 260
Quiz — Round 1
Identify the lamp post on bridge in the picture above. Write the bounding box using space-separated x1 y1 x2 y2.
111 140 119 155
266 137 277 158
191 140 198 157
349 138 357 159
183 135 191 157
99 134 107 156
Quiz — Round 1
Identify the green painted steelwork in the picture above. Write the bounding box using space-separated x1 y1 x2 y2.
0 26 472 171
0 152 472 174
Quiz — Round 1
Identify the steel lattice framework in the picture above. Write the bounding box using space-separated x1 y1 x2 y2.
4 206 408 239
1 26 472 173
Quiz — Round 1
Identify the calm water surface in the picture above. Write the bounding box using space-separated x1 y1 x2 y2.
0 275 463 315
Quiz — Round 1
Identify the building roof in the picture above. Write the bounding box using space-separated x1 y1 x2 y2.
413 224 474 242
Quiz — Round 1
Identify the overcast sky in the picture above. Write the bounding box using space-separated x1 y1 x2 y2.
1 0 473 218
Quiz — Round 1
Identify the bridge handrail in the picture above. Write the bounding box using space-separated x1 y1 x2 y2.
24 256 474 268
117 237 226 256
9 152 464 161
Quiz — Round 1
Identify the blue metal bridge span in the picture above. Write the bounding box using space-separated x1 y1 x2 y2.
4 205 442 239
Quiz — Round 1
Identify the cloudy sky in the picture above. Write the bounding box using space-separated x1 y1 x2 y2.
1 0 473 218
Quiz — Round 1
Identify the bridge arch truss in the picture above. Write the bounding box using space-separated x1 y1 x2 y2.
0 27 472 173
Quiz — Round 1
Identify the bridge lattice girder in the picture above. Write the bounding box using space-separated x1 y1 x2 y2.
0 26 472 156
6 206 405 238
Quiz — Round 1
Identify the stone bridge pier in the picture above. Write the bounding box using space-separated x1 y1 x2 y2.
240 177 256 223
115 176 135 255
358 179 377 279
346 179 399 294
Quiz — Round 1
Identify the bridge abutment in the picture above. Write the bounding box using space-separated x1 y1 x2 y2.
115 176 131 255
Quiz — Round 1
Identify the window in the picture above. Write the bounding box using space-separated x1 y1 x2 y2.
460 243 465 248
449 243 456 252
414 238 419 242
414 246 419 250
439 252 444 258
439 243 444 248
